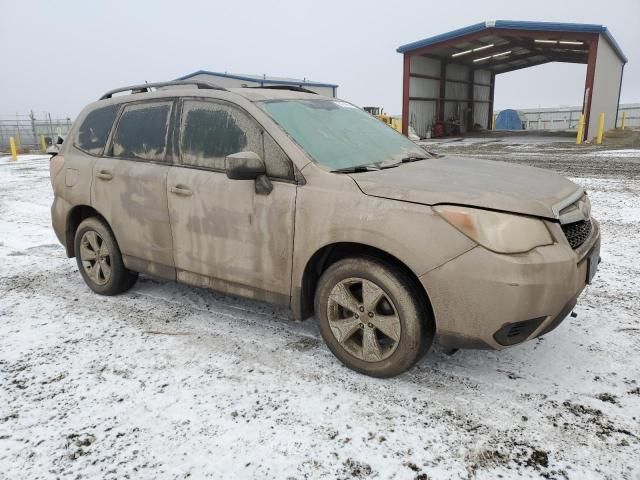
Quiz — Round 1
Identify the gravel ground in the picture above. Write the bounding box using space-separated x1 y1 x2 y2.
0 145 639 480
419 131 640 179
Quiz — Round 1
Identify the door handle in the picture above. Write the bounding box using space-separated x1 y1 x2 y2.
96 170 113 181
170 185 193 197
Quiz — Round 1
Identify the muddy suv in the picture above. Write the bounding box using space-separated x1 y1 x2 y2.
50 80 600 377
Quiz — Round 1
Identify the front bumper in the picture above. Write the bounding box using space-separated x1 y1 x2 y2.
419 219 600 350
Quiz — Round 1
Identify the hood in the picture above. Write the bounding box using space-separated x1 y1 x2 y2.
350 156 580 219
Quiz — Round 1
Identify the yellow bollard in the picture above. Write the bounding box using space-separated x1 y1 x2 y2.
596 112 605 145
9 137 18 161
40 134 47 152
620 111 626 130
576 114 585 145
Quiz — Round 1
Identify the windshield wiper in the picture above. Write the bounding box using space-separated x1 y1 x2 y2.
400 155 429 162
332 155 430 173
331 165 379 173
380 155 429 169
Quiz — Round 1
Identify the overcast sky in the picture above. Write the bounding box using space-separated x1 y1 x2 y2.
1 0 638 118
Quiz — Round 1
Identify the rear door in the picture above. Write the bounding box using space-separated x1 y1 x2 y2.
167 98 297 303
92 100 176 279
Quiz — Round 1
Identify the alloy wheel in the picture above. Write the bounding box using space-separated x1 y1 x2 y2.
79 230 112 286
327 277 401 362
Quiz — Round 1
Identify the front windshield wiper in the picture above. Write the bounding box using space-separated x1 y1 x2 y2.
331 165 380 173
380 155 429 169
332 153 433 173
400 155 429 162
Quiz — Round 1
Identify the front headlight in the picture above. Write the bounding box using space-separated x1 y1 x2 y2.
433 205 553 254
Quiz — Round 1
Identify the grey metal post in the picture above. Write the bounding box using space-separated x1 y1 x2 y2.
48 112 54 140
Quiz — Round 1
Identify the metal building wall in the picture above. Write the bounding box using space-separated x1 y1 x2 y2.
408 56 439 137
184 73 262 89
518 106 583 130
444 63 469 133
588 35 625 138
408 101 437 138
502 103 640 131
473 70 492 128
407 55 493 138
292 85 334 97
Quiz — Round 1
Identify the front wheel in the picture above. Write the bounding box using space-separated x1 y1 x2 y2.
74 217 138 295
314 257 433 378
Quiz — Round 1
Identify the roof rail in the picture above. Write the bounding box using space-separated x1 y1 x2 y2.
99 80 227 100
245 85 318 94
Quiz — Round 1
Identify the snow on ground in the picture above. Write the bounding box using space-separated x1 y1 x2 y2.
0 151 639 480
420 134 576 149
0 154 53 164
592 150 640 158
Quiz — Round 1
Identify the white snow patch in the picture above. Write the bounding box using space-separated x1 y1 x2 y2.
1 155 639 479
0 154 51 163
591 149 640 158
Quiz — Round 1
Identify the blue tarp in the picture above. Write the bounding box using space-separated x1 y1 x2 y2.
496 109 524 130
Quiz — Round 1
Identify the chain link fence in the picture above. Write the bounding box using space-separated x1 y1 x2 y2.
0 111 73 153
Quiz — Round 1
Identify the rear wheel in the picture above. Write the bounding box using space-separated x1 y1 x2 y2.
315 257 433 378
74 217 138 295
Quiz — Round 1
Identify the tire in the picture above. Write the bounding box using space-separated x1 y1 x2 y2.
74 217 138 295
314 256 434 378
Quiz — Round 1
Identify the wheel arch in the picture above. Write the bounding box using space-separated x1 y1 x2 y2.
294 242 435 326
64 205 109 257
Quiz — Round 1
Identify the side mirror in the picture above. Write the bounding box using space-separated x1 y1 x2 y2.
225 151 265 180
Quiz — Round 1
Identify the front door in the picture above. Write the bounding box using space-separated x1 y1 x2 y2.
167 98 297 303
92 100 176 279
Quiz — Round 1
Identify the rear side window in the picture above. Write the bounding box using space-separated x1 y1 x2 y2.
112 102 172 161
76 104 119 154
180 100 262 171
180 100 293 179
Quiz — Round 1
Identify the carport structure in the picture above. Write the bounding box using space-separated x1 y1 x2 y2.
397 21 627 141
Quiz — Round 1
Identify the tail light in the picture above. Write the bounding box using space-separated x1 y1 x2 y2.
49 155 65 188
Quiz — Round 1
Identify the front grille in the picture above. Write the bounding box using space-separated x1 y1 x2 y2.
562 219 592 249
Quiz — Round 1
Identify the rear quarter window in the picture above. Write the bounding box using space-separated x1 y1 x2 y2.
112 102 172 161
76 104 120 155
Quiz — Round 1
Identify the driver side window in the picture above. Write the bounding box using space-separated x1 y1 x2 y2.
180 100 261 171
179 100 294 179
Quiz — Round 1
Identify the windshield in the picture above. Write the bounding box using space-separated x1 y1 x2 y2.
259 99 428 170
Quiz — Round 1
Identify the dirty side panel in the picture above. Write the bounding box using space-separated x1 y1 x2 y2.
92 159 175 277
291 165 477 308
52 145 98 249
167 167 296 302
